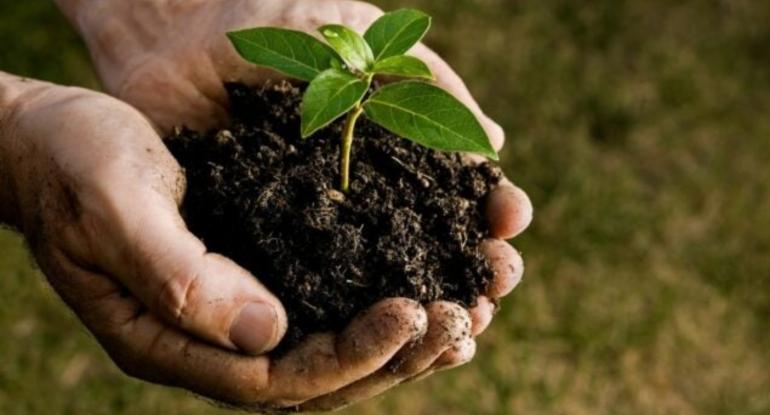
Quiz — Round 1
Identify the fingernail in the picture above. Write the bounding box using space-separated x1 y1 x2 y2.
230 302 278 355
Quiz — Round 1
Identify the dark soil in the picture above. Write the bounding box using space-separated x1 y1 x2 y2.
166 82 502 348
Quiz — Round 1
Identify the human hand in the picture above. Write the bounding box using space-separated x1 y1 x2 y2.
0 75 443 410
53 0 534 409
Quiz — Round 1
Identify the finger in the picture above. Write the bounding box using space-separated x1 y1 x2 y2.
46 251 430 411
298 302 471 412
469 296 495 336
40 247 146 338
411 44 505 151
486 178 533 239
38 249 274 406
123 196 287 355
63 183 287 355
390 302 472 375
408 337 477 384
431 337 477 372
263 298 427 407
481 239 525 299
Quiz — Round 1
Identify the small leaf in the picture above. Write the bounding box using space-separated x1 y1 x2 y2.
364 9 431 61
301 69 369 138
364 81 498 160
319 24 374 71
227 28 340 82
371 55 433 79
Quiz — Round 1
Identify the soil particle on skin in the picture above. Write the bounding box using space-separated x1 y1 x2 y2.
166 81 502 348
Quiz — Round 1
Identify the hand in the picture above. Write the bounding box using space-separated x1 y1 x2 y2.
0 76 433 410
55 0 534 410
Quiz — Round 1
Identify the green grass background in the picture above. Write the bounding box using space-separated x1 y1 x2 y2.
1 0 769 414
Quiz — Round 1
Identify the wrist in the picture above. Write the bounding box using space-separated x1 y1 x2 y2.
0 74 31 227
0 74 56 228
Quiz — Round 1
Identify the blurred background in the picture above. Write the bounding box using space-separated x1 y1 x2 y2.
1 0 769 414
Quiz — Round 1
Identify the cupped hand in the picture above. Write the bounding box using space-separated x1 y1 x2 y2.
0 78 433 410
59 0 533 410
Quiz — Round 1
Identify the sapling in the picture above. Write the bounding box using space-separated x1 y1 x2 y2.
227 9 498 192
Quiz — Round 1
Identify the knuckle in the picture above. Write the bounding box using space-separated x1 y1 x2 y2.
157 270 201 323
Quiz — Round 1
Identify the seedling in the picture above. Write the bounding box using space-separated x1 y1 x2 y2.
228 9 498 192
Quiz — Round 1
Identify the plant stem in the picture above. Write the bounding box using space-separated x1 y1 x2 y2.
339 104 364 192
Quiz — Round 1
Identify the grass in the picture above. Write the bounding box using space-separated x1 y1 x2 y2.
1 0 769 414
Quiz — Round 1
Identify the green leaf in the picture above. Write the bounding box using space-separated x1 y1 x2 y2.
371 55 433 79
301 69 369 138
364 9 431 61
330 58 345 71
227 28 340 82
364 81 498 160
319 24 374 71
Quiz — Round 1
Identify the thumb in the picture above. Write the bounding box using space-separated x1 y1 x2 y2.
93 185 288 355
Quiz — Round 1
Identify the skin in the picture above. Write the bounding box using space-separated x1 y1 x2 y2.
0 0 534 411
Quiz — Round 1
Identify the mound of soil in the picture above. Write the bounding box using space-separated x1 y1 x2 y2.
166 82 502 348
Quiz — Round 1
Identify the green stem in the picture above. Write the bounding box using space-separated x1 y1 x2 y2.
340 104 364 192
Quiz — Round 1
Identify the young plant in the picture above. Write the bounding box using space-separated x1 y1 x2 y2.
227 9 498 192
